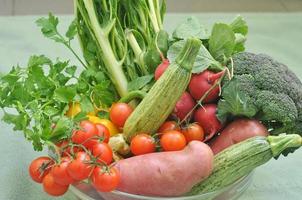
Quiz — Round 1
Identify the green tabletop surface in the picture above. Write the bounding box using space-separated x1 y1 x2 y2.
0 13 302 200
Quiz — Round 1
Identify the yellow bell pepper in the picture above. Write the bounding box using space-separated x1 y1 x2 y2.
87 115 119 136
66 102 97 117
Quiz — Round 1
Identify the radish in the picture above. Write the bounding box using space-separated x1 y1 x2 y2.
194 104 223 142
173 92 195 120
189 70 225 103
154 59 170 80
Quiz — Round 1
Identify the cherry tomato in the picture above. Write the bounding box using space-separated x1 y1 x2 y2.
51 157 74 186
158 121 180 134
92 143 113 165
56 140 81 156
160 130 187 151
109 103 133 127
67 152 93 181
88 116 119 136
29 157 53 183
43 173 69 196
130 134 156 155
95 124 110 143
71 120 98 148
91 167 120 192
182 123 205 143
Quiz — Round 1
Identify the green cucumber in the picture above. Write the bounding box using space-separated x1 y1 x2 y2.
188 134 302 195
123 38 202 141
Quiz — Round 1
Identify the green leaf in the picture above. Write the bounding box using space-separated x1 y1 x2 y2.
50 117 73 139
144 48 161 73
209 23 236 63
2 112 29 131
128 75 154 91
44 106 59 117
80 96 94 113
65 65 77 76
54 86 76 103
92 82 115 109
168 40 223 74
217 78 257 122
156 30 169 57
172 17 209 40
65 19 77 40
230 15 248 36
28 55 52 67
36 13 66 44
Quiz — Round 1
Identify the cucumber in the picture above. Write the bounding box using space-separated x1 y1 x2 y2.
188 134 302 195
123 38 202 141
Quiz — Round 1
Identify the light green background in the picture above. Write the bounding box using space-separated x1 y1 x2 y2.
0 13 301 200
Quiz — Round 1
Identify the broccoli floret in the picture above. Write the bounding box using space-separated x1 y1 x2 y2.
218 52 302 137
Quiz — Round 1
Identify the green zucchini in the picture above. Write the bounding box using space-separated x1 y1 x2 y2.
188 134 302 195
123 38 202 141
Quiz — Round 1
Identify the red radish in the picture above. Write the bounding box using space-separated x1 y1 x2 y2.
209 119 269 154
189 70 225 103
154 59 170 80
194 104 223 142
173 92 195 120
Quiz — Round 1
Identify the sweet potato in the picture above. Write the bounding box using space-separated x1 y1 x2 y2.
114 141 214 197
209 118 269 154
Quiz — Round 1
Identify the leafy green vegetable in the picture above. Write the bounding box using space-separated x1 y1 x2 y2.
217 76 258 122
209 23 236 63
168 40 223 73
230 15 248 36
172 17 209 40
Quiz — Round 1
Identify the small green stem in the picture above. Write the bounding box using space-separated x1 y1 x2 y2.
66 44 88 69
154 0 163 30
119 90 147 103
268 134 302 157
45 141 61 163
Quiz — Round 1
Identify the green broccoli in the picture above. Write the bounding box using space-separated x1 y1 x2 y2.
217 52 302 138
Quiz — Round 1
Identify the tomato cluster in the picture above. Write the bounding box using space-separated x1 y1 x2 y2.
28 120 120 197
129 122 205 155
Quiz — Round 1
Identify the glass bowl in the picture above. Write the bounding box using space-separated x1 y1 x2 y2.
70 171 254 200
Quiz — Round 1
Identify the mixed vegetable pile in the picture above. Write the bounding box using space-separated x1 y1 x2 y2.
1 0 302 199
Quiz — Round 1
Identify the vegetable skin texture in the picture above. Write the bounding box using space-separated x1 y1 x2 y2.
115 141 214 197
194 104 223 142
123 38 202 141
173 92 195 120
218 52 302 138
209 118 269 154
189 70 225 103
189 134 302 195
154 59 170 80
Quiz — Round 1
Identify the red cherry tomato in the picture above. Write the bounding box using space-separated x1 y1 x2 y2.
29 157 53 183
71 120 98 148
67 152 93 181
91 167 120 192
130 134 156 155
85 123 111 150
160 130 187 151
182 123 205 143
43 173 69 196
51 157 74 186
109 103 133 127
92 143 113 165
158 121 180 134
